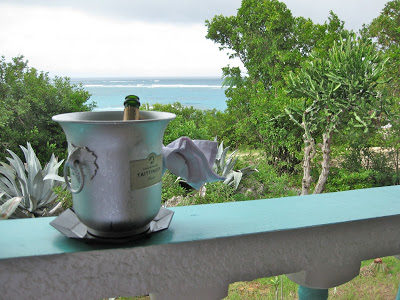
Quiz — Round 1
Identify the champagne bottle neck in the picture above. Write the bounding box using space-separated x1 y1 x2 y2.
123 95 140 120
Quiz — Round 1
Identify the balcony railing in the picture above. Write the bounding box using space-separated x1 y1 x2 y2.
1 185 400 299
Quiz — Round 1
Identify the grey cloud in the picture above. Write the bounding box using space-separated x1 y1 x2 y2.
0 0 388 29
284 0 388 31
0 0 242 23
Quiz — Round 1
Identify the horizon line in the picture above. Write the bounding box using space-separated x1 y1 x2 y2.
69 75 223 79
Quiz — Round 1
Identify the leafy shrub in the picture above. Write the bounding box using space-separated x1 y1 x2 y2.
161 170 187 203
325 168 376 192
0 56 94 163
369 152 396 186
53 185 72 210
340 148 366 172
189 181 239 205
337 142 396 189
164 115 210 144
242 155 298 199
147 102 221 144
220 81 303 172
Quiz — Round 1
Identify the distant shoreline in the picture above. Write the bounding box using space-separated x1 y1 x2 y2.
71 76 223 81
76 77 228 111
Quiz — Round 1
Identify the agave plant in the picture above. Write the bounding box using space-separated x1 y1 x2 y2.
0 143 65 218
214 139 258 190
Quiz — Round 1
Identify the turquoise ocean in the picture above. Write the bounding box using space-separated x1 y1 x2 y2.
71 77 228 111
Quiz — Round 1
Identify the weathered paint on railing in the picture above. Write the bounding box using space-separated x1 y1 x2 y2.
1 185 400 299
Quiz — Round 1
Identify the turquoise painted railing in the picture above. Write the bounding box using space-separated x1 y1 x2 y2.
1 185 400 299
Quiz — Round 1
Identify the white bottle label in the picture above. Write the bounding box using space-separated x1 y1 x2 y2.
130 153 162 190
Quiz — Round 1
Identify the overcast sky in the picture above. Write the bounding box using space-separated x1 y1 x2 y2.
0 0 389 77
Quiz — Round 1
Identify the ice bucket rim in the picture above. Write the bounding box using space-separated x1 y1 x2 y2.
52 110 176 124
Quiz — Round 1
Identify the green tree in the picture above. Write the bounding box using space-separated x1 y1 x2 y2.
286 35 388 194
0 56 94 162
363 0 400 184
366 0 400 97
205 0 348 170
206 0 300 89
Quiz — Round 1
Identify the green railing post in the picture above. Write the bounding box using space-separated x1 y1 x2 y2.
298 286 328 300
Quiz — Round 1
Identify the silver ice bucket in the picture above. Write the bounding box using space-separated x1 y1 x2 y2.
53 110 175 238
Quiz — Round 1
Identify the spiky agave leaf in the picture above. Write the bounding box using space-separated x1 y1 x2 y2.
0 197 22 219
6 149 31 208
240 166 258 176
215 140 224 161
231 171 243 191
6 149 28 185
40 155 64 208
20 143 41 190
222 156 238 177
0 163 20 198
223 173 234 185
219 146 230 170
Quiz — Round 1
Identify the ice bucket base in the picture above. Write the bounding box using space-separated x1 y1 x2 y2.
50 207 174 243
87 224 151 239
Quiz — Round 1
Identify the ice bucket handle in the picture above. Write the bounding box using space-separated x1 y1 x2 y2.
63 146 98 194
63 148 85 194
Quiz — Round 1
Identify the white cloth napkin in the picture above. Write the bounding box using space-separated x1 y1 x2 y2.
162 137 224 190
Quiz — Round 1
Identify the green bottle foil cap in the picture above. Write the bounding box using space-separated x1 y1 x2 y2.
124 95 140 108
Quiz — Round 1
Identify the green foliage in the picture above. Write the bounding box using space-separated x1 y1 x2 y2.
205 1 351 170
286 34 389 193
0 143 65 218
325 145 396 192
147 102 222 145
217 80 304 171
325 168 376 192
206 0 304 156
189 181 240 205
0 56 94 163
287 34 388 136
206 0 300 88
240 155 298 199
369 152 396 186
161 170 186 203
53 185 72 210
366 0 400 97
368 0 400 49
363 0 400 187
205 1 346 89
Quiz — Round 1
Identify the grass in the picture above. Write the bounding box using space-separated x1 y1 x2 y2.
113 256 400 300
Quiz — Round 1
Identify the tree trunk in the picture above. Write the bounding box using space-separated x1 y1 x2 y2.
314 131 332 194
301 136 316 195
